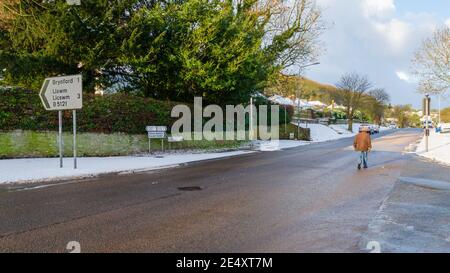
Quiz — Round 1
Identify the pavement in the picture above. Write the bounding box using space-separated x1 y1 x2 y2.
0 129 449 253
360 156 450 252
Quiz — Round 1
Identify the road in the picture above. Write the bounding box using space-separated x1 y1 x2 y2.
0 129 447 252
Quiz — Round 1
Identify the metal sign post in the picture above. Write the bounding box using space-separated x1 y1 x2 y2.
146 126 167 154
39 75 82 169
73 110 77 169
59 110 63 168
148 138 151 154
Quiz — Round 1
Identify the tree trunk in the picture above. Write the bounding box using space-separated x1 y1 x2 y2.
348 118 353 132
348 109 354 132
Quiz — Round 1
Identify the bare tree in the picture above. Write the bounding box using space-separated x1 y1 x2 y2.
257 0 324 72
366 88 390 125
334 73 372 131
0 0 19 30
412 26 450 95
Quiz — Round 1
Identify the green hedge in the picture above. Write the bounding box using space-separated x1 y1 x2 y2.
0 130 244 158
0 88 178 134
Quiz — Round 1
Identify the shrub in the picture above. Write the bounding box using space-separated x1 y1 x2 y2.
0 88 179 134
0 87 295 135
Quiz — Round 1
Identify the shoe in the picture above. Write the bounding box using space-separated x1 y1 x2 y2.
364 164 368 169
358 164 361 170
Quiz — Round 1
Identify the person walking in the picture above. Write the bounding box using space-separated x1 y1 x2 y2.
353 126 372 170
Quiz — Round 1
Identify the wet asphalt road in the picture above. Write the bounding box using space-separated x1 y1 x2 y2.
0 129 427 252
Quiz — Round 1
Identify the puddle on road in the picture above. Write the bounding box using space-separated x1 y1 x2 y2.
177 186 203 191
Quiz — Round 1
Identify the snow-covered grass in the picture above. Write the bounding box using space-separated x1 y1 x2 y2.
255 140 310 151
0 151 253 184
329 124 355 136
297 123 350 142
416 131 450 166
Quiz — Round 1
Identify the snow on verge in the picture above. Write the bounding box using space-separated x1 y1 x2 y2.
0 151 253 184
416 131 450 166
297 123 350 142
255 140 310 151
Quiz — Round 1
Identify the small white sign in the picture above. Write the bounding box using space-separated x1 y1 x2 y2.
148 132 166 139
157 126 167 132
146 126 167 132
39 75 82 111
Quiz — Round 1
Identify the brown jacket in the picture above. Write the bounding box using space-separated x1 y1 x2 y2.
353 132 372 151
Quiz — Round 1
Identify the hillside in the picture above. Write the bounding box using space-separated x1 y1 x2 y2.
265 74 338 104
441 107 450 123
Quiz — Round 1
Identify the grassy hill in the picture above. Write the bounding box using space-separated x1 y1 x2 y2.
441 107 450 123
265 74 338 104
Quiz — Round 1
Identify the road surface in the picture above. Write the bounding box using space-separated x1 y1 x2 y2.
0 129 447 252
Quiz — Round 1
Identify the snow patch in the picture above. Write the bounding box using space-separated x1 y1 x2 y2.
297 123 351 142
255 140 310 151
416 131 450 166
0 151 253 184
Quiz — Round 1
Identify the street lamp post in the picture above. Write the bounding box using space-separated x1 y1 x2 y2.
438 93 441 125
296 62 320 139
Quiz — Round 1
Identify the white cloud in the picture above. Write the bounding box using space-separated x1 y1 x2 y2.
373 19 412 53
396 70 415 83
307 0 447 108
446 18 450 28
362 0 396 18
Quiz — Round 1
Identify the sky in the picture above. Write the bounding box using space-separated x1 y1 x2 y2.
304 0 450 108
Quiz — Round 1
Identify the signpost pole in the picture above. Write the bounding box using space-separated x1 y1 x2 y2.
425 94 430 153
148 138 151 154
58 110 63 168
73 110 77 169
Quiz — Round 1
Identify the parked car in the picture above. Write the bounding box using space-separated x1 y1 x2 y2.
387 122 397 129
359 124 374 135
318 118 330 125
372 125 380 134
422 120 434 129
439 123 450 133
